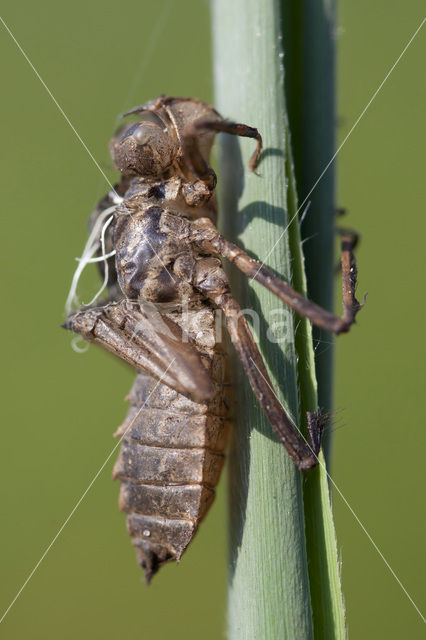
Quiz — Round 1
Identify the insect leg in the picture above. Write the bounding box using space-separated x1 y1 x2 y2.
339 231 364 328
184 119 263 174
63 301 214 403
191 257 318 469
189 219 362 335
216 293 318 470
181 125 218 189
119 95 168 118
334 207 361 274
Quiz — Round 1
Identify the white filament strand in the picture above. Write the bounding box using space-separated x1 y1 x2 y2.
64 205 117 315
83 214 114 307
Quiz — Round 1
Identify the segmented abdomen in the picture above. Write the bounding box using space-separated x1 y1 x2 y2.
112 306 230 582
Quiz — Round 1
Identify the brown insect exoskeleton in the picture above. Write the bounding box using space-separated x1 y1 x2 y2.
64 95 361 582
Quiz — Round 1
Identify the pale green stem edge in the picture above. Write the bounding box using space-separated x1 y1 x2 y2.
287 139 346 639
211 0 346 638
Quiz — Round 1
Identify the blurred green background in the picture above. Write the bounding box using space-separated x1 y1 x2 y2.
0 1 424 638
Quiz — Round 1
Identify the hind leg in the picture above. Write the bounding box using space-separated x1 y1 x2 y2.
192 256 321 470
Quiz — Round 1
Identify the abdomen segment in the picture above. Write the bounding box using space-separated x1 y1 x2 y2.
113 345 230 582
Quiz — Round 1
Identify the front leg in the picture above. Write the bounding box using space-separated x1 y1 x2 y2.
183 118 262 179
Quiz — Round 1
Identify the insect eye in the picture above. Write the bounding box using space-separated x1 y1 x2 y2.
132 125 152 146
111 120 177 176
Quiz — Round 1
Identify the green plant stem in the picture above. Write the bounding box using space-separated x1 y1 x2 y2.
281 3 346 636
281 1 337 461
286 138 346 638
212 1 314 638
212 0 346 638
